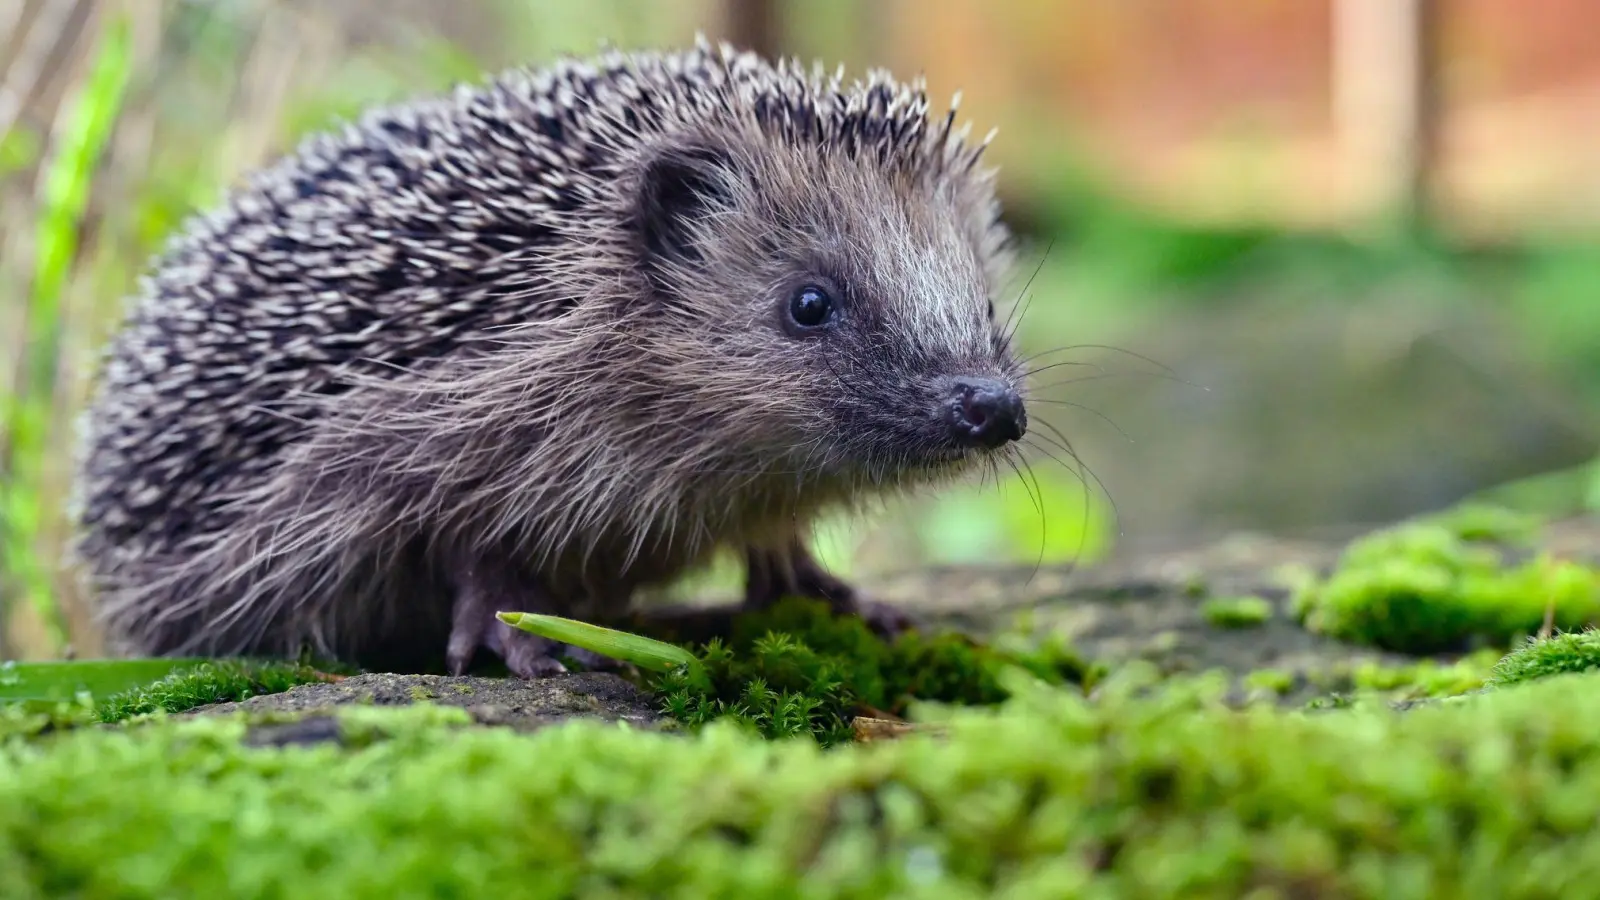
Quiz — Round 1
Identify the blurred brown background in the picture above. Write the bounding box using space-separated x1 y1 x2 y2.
3 0 1598 660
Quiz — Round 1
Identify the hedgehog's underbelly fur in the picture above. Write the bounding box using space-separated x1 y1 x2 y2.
75 361 832 667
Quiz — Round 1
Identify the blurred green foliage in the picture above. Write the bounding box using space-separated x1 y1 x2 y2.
1 14 132 650
1199 595 1273 629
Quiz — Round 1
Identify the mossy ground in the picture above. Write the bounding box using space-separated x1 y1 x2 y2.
7 664 1600 898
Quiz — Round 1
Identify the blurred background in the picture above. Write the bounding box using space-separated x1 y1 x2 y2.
2 0 1598 660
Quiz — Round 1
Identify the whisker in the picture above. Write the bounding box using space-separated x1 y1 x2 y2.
1034 419 1122 539
1017 436 1097 569
1022 401 1134 443
1001 238 1054 346
1045 343 1194 383
1023 360 1105 378
1005 450 1049 587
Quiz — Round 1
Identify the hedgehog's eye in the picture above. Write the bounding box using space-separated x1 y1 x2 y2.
787 284 835 331
986 299 995 321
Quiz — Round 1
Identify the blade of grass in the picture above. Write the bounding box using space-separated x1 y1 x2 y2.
496 611 700 673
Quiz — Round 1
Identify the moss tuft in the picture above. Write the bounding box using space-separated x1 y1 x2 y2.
1421 501 1542 545
95 660 331 723
649 597 1096 744
1293 517 1600 654
1343 648 1501 698
1490 629 1600 687
1242 668 1295 696
1200 595 1272 629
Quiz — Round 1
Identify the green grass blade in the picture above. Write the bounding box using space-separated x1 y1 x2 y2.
496 612 699 673
0 658 208 704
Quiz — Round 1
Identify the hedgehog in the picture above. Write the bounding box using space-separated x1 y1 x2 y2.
70 37 1029 677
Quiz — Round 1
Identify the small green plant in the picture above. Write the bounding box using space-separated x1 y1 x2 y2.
649 597 1095 745
1490 629 1600 687
1201 595 1273 629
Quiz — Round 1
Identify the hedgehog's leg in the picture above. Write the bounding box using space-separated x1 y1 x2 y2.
742 539 916 636
444 555 569 679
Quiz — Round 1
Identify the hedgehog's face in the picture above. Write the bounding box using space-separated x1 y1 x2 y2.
632 135 1026 492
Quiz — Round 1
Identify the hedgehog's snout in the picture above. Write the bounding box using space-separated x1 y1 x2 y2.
941 376 1026 450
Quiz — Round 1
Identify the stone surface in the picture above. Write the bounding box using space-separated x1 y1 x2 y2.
185 671 666 733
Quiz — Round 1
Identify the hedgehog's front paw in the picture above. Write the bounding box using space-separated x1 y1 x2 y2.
836 595 917 639
445 562 569 678
744 540 919 639
446 598 569 678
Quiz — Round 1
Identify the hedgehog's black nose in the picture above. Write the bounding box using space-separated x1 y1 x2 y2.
945 377 1026 449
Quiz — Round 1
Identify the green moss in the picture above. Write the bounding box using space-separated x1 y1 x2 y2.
1294 517 1600 654
1421 501 1542 545
0 696 98 742
7 668 1600 897
648 597 1096 745
1242 668 1295 696
1346 648 1501 698
1490 629 1600 687
1200 595 1272 629
94 660 330 723
1294 650 1500 709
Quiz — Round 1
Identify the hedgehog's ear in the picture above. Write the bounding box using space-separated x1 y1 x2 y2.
636 143 738 278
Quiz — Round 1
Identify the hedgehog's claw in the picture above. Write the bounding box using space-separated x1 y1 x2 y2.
491 626 570 679
446 559 568 679
743 540 918 638
557 645 628 672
